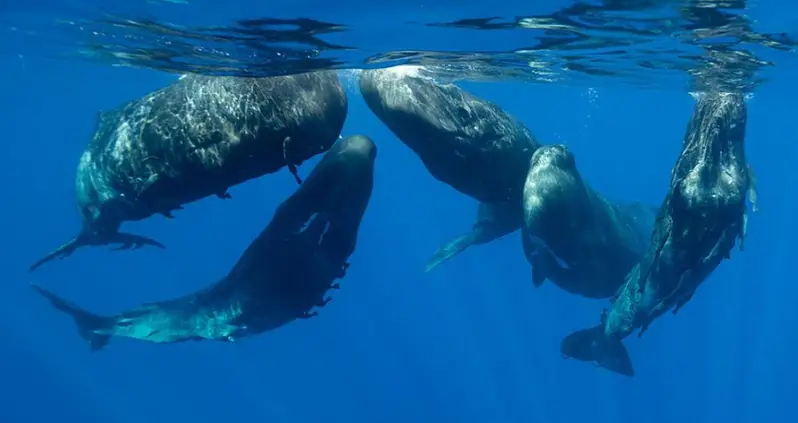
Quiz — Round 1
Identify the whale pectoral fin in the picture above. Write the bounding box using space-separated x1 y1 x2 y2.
747 163 758 213
739 210 748 252
112 243 132 251
157 204 185 220
106 231 166 251
283 136 303 185
737 164 757 253
424 231 479 273
672 290 696 315
531 263 547 287
288 163 302 184
522 232 548 287
524 234 578 289
638 321 650 338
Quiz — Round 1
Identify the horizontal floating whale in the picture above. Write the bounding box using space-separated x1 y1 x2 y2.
30 71 348 272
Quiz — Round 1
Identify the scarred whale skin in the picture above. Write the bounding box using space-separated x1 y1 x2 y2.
29 70 348 272
560 92 757 377
359 66 540 272
521 144 656 299
31 134 377 350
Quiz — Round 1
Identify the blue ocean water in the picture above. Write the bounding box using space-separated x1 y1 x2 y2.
1 1 796 422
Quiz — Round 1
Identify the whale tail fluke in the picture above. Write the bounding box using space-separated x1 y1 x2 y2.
28 236 83 272
28 230 165 272
31 284 112 351
561 325 635 377
424 231 479 273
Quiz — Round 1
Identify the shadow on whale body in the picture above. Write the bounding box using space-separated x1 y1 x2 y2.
29 70 348 272
521 144 658 300
357 66 541 272
560 92 758 377
31 134 377 351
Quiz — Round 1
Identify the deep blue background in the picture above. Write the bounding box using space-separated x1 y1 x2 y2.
1 2 797 422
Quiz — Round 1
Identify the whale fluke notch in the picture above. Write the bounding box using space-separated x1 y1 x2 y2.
28 230 165 272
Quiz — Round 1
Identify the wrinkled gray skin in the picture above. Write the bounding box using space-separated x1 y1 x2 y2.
31 135 376 351
561 93 757 377
30 71 348 272
358 68 540 271
359 68 540 204
521 144 657 299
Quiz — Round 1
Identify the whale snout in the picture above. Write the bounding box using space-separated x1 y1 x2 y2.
295 134 377 211
530 144 575 170
337 134 377 165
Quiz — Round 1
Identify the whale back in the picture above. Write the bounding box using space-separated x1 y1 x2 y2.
359 68 539 204
75 71 348 230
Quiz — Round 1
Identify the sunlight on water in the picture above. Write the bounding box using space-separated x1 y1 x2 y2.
1 0 795 91
379 64 426 78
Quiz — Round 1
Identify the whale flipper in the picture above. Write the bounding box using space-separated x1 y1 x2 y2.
29 231 165 272
528 247 575 289
531 258 547 287
108 231 166 251
522 232 575 288
31 285 112 351
747 163 758 212
425 231 479 273
561 325 634 377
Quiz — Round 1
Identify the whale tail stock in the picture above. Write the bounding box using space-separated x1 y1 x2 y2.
561 325 635 377
28 230 165 272
31 284 112 351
